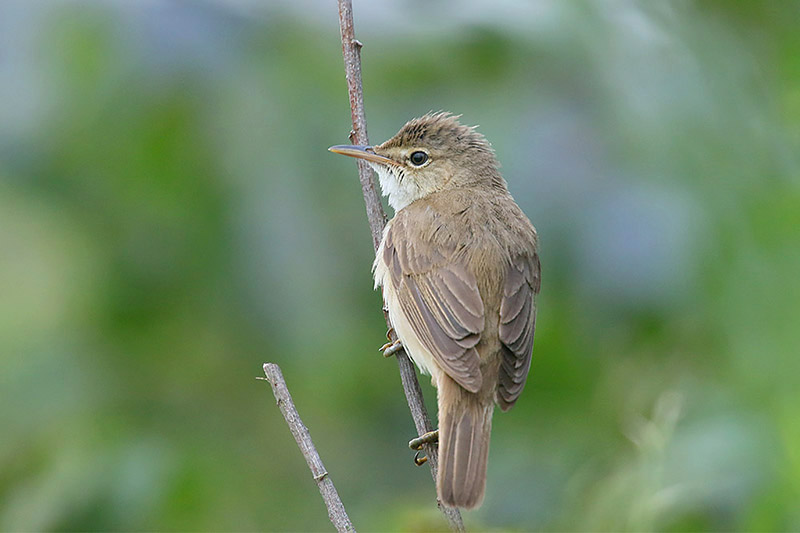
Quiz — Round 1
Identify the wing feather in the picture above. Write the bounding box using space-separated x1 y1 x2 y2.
382 220 484 392
497 253 540 411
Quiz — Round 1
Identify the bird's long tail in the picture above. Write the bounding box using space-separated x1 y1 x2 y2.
437 376 493 509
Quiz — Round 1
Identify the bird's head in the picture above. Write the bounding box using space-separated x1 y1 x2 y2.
330 112 503 211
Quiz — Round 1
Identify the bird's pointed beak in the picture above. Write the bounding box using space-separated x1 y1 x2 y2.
328 145 399 166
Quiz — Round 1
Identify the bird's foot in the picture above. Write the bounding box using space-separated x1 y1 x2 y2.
380 339 403 357
379 328 403 357
409 429 439 466
409 429 439 450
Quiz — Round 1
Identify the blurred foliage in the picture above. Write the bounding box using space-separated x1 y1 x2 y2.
1 1 799 531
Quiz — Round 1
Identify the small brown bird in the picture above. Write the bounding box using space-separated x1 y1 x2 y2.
330 112 540 509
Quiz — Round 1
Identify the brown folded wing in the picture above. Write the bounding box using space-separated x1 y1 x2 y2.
383 224 485 393
497 252 541 411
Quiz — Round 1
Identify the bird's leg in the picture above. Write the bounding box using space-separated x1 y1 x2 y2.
379 327 403 357
409 429 439 466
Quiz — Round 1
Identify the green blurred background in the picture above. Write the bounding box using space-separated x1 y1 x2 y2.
1 1 799 531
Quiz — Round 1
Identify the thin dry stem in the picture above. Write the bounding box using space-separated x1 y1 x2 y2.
335 1 465 530
263 363 355 533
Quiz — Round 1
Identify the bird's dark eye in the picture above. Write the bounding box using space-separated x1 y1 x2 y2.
409 151 429 166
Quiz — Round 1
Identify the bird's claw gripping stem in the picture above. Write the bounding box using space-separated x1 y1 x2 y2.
379 327 403 357
380 339 403 357
409 429 439 467
409 429 439 450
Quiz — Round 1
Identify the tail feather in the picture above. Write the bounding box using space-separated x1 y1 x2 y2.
437 389 492 509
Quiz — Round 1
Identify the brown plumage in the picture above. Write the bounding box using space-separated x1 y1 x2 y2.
330 112 540 509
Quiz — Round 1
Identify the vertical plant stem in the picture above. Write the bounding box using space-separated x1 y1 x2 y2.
335 1 465 530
